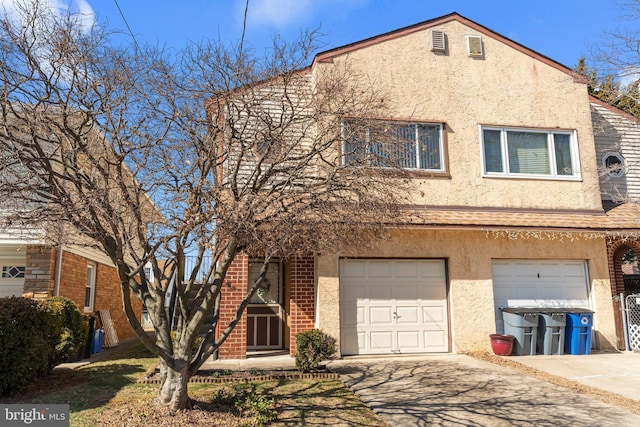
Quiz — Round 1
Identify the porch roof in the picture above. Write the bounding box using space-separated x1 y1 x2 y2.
394 203 640 234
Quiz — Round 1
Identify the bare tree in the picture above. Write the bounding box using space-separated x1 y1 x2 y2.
587 0 640 114
0 1 410 409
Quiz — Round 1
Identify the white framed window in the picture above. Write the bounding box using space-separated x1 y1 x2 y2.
480 126 581 179
84 263 96 312
342 120 446 172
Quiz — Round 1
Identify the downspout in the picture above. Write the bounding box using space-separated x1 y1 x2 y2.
53 224 64 296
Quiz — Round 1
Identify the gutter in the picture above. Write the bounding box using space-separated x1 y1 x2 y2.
53 225 64 296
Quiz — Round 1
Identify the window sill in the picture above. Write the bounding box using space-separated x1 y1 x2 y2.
482 174 583 182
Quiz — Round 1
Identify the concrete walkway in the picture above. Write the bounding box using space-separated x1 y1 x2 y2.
327 354 640 427
512 350 640 401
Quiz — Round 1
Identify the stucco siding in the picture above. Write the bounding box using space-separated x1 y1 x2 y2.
316 229 615 354
314 20 602 211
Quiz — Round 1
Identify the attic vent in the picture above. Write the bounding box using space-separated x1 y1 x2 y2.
466 35 484 57
431 30 446 52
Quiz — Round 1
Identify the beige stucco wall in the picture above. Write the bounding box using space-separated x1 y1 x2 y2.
313 19 602 211
316 229 616 355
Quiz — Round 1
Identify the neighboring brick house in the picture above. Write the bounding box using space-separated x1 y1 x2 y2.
215 13 640 359
0 232 142 342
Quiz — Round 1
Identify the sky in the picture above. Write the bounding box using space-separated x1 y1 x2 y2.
0 0 633 71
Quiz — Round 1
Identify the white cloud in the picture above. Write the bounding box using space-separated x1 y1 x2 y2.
1 0 95 32
247 0 315 27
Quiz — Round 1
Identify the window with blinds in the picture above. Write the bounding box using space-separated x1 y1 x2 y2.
343 120 445 172
481 126 579 179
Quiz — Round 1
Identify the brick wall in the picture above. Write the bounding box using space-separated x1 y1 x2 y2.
57 251 141 341
218 254 248 359
94 262 142 340
57 251 87 306
289 256 315 355
606 238 640 349
23 245 56 296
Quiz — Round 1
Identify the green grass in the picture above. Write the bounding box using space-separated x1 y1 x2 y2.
1 344 386 426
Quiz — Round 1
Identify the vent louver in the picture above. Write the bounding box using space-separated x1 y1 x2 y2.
466 35 484 57
431 30 446 52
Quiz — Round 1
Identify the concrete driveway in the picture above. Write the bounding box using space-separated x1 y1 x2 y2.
328 354 640 427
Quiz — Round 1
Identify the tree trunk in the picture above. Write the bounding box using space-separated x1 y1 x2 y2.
158 359 191 410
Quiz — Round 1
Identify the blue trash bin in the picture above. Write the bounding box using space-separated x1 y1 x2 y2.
564 309 593 355
91 329 104 354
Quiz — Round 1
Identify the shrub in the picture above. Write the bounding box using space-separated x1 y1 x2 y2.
0 297 60 395
295 328 337 373
43 296 88 363
209 384 276 427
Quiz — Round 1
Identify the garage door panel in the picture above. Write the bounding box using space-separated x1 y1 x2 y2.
425 330 448 350
370 332 393 351
419 261 446 278
396 306 419 323
397 331 420 349
423 305 446 323
343 284 365 302
369 307 393 325
369 284 393 300
368 261 393 278
421 284 446 300
394 283 421 300
394 261 419 278
340 259 449 355
341 261 366 278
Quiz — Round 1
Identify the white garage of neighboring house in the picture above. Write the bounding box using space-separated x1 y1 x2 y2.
492 259 591 333
339 259 449 355
0 245 26 298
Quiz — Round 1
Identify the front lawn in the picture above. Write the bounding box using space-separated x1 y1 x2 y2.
0 344 386 426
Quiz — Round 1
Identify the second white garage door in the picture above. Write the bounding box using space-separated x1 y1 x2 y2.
340 259 449 355
492 260 590 333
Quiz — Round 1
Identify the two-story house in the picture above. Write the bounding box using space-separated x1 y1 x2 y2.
216 13 640 359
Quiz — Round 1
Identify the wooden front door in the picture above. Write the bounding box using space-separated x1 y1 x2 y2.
247 261 283 350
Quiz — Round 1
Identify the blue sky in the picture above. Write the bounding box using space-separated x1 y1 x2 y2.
0 0 630 70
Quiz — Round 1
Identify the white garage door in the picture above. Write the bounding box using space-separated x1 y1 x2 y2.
0 260 26 298
340 259 449 355
492 260 590 333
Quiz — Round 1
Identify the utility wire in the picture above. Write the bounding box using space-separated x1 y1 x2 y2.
113 0 139 52
240 0 249 56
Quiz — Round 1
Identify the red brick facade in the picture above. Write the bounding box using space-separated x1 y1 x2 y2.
289 257 316 356
217 254 316 359
218 253 249 358
22 245 141 341
606 238 640 349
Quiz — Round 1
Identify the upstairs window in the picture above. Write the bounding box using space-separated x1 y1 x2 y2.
343 120 446 172
481 126 580 179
